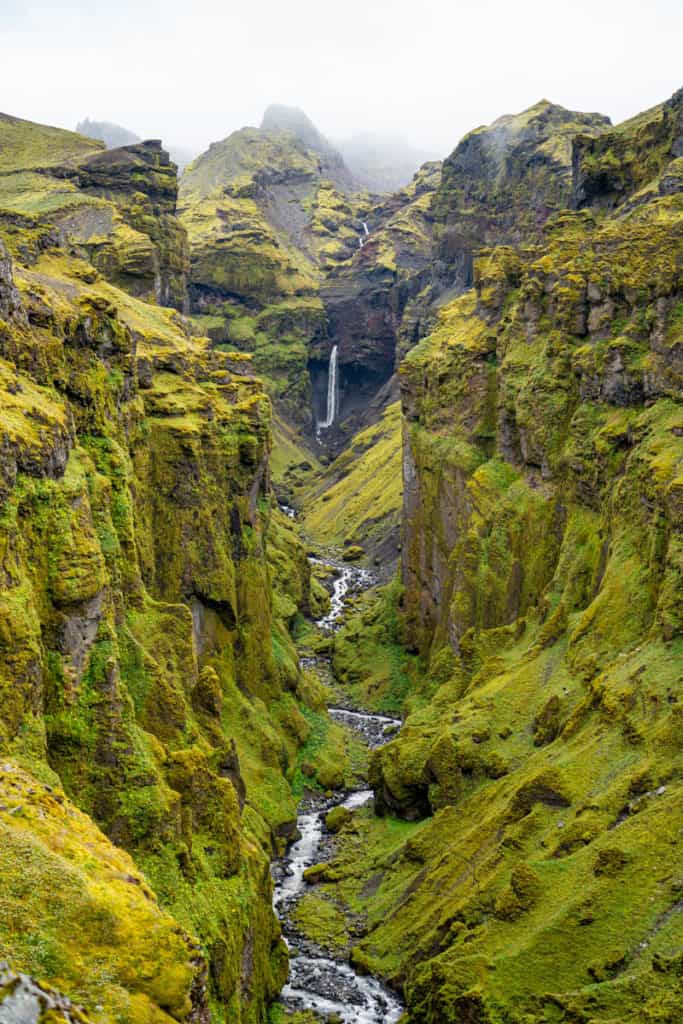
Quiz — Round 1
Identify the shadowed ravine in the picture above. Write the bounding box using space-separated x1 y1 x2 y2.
271 557 404 1023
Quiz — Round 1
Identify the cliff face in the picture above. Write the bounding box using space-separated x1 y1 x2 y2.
312 162 441 432
0 116 330 1024
432 100 610 291
400 98 682 662
0 114 190 311
572 87 683 210
62 141 190 310
359 93 683 1023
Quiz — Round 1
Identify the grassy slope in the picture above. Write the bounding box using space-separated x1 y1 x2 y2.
301 139 683 1023
0 196 347 1021
302 402 403 557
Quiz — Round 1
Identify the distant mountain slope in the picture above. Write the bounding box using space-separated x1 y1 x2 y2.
76 117 141 149
337 131 438 192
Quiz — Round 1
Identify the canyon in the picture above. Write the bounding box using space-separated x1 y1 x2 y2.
0 85 681 1024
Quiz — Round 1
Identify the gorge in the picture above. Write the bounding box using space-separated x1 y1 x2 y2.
0 80 681 1024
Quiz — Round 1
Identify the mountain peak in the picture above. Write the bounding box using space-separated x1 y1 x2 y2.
260 104 334 156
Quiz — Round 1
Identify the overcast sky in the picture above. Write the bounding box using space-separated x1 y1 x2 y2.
1 0 681 160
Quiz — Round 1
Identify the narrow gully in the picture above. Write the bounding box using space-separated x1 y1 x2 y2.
271 550 404 1023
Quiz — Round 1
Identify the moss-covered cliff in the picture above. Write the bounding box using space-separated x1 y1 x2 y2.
178 113 442 436
357 92 683 1024
177 122 346 428
0 113 189 311
0 113 342 1024
432 100 610 291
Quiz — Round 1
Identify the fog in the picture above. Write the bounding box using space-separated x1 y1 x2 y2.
1 0 680 162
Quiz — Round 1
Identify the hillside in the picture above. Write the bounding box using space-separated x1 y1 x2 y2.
316 88 683 1024
0 83 681 1024
0 112 346 1024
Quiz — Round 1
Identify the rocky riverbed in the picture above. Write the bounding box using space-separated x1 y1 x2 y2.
271 559 404 1023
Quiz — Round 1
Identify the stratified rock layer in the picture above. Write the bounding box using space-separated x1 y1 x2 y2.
0 114 333 1024
358 92 683 1024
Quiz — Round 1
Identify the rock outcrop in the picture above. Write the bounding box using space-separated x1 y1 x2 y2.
61 140 190 310
0 113 330 1024
260 104 354 191
357 90 683 1024
0 114 189 311
572 86 683 210
432 100 610 291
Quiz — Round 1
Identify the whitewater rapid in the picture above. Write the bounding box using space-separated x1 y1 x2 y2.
271 558 404 1023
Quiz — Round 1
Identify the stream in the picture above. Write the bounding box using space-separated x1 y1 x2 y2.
271 555 404 1023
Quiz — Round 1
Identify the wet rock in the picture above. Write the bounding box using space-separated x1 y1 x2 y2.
0 962 93 1024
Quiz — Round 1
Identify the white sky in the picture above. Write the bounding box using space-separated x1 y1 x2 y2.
1 0 681 159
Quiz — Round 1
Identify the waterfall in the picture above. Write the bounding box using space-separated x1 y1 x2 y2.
358 221 370 249
362 221 369 235
319 345 338 429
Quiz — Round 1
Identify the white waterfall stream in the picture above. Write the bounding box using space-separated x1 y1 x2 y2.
319 344 339 430
271 555 404 1023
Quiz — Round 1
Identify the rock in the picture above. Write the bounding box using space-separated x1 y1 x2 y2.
0 239 24 323
0 961 93 1024
342 545 365 562
325 805 352 832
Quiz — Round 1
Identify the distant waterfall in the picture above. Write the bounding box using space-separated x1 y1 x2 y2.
358 221 370 249
319 345 339 429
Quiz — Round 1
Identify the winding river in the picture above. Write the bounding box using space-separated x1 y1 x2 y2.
271 555 404 1023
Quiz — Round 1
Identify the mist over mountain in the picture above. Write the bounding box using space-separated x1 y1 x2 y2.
76 117 141 149
336 131 440 191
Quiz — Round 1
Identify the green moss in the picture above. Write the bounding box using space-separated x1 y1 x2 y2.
331 577 423 715
0 112 102 172
0 228 325 1022
302 402 403 555
291 894 350 955
351 117 683 1023
0 762 198 1024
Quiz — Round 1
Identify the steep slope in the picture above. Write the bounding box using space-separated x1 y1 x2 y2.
178 122 349 427
0 113 189 310
573 86 683 210
260 105 354 192
433 100 610 292
302 401 403 564
0 763 204 1023
0 113 344 1024
355 96 683 1024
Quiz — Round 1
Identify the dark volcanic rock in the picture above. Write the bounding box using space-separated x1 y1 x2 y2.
572 86 683 211
311 162 442 431
0 238 24 323
55 140 190 311
433 99 610 291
